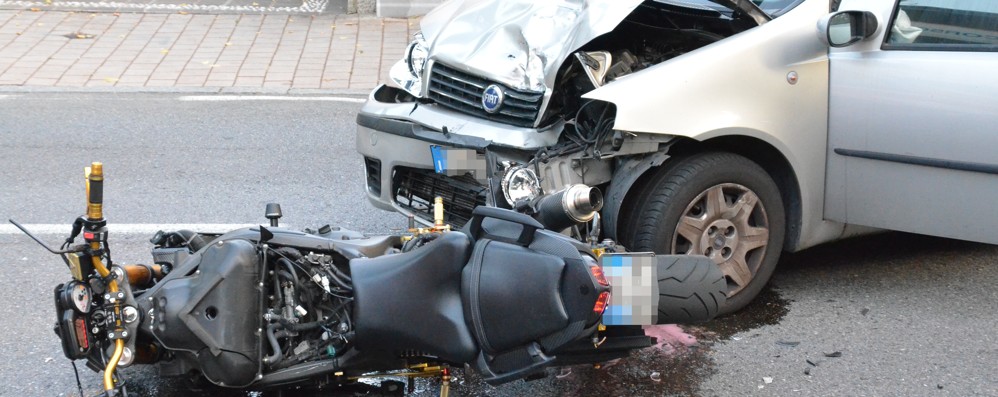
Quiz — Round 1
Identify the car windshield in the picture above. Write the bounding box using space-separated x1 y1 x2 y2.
654 0 803 17
755 0 803 15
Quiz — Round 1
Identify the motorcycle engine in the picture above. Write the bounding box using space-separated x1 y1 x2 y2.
260 250 354 372
144 234 355 387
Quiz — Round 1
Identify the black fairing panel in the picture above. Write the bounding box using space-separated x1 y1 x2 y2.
459 209 604 384
147 239 261 387
463 240 568 353
350 232 477 363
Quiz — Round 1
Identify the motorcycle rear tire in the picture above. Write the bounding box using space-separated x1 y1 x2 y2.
655 255 726 324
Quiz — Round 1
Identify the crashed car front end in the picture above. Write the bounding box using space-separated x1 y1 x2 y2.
357 0 775 227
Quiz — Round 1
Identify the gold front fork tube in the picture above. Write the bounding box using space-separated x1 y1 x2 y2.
87 162 124 392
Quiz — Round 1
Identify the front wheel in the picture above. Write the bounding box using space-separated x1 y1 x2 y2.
623 152 786 316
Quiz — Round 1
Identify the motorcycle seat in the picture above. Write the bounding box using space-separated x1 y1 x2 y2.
350 231 478 363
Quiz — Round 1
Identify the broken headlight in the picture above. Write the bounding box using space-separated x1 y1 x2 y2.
405 32 429 77
390 32 428 97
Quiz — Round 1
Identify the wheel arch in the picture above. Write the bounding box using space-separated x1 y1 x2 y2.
611 135 803 252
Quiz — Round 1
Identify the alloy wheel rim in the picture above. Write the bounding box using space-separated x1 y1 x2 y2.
671 183 770 296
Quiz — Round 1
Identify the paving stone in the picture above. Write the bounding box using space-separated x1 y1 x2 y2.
0 11 412 92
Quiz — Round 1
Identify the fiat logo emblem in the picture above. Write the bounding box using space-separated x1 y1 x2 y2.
481 84 505 114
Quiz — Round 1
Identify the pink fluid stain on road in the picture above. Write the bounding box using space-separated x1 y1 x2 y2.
644 324 699 355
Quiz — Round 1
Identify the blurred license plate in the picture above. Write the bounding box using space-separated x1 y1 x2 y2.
430 146 486 182
601 253 658 325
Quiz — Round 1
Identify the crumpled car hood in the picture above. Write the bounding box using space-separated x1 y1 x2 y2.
420 0 645 93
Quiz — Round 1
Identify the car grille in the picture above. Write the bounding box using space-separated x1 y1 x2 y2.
393 166 487 227
364 157 382 196
427 63 544 128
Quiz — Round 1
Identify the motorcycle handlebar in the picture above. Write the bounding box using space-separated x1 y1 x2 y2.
86 162 103 221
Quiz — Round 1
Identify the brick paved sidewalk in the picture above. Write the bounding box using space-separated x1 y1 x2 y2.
0 10 415 92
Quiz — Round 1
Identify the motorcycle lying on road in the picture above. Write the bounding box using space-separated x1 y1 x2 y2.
12 163 726 396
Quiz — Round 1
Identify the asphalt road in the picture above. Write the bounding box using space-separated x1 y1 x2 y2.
0 93 995 397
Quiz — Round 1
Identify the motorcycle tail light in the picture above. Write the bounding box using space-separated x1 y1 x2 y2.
593 291 611 314
589 265 609 286
74 317 89 350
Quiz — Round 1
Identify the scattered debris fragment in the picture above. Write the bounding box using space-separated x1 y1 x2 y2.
861 308 870 316
804 367 811 375
776 341 800 347
64 32 95 39
823 351 842 358
763 377 773 384
806 359 818 367
650 371 662 382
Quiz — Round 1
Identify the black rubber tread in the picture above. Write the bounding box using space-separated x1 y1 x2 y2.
655 255 727 324
623 151 786 316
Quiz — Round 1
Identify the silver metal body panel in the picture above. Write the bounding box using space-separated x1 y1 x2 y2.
825 0 998 244
356 121 434 213
358 91 562 149
417 0 645 93
583 0 849 250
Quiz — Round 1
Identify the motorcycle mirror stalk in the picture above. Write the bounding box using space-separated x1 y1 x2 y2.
7 219 83 255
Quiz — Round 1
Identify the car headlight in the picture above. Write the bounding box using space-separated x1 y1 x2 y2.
405 32 429 78
390 32 428 97
501 166 543 204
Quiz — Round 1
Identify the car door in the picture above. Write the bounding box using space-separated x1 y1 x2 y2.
824 0 998 243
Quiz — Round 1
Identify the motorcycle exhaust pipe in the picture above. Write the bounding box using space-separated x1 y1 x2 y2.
533 184 604 231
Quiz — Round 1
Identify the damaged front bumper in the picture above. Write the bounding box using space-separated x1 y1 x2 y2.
357 0 774 228
356 85 566 226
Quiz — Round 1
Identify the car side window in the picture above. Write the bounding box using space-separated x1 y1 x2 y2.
885 0 998 51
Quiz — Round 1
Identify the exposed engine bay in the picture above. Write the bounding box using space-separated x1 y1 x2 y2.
546 0 755 126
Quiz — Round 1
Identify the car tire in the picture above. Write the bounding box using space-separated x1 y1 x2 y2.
623 151 785 316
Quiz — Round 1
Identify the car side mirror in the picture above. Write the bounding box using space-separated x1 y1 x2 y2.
818 10 879 47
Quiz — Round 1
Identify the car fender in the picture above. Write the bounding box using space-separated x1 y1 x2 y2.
585 0 843 250
603 150 670 241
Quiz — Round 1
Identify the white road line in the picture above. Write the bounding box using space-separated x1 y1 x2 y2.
178 95 365 103
1 223 259 235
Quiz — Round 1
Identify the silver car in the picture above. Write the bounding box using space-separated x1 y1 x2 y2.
355 0 998 314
